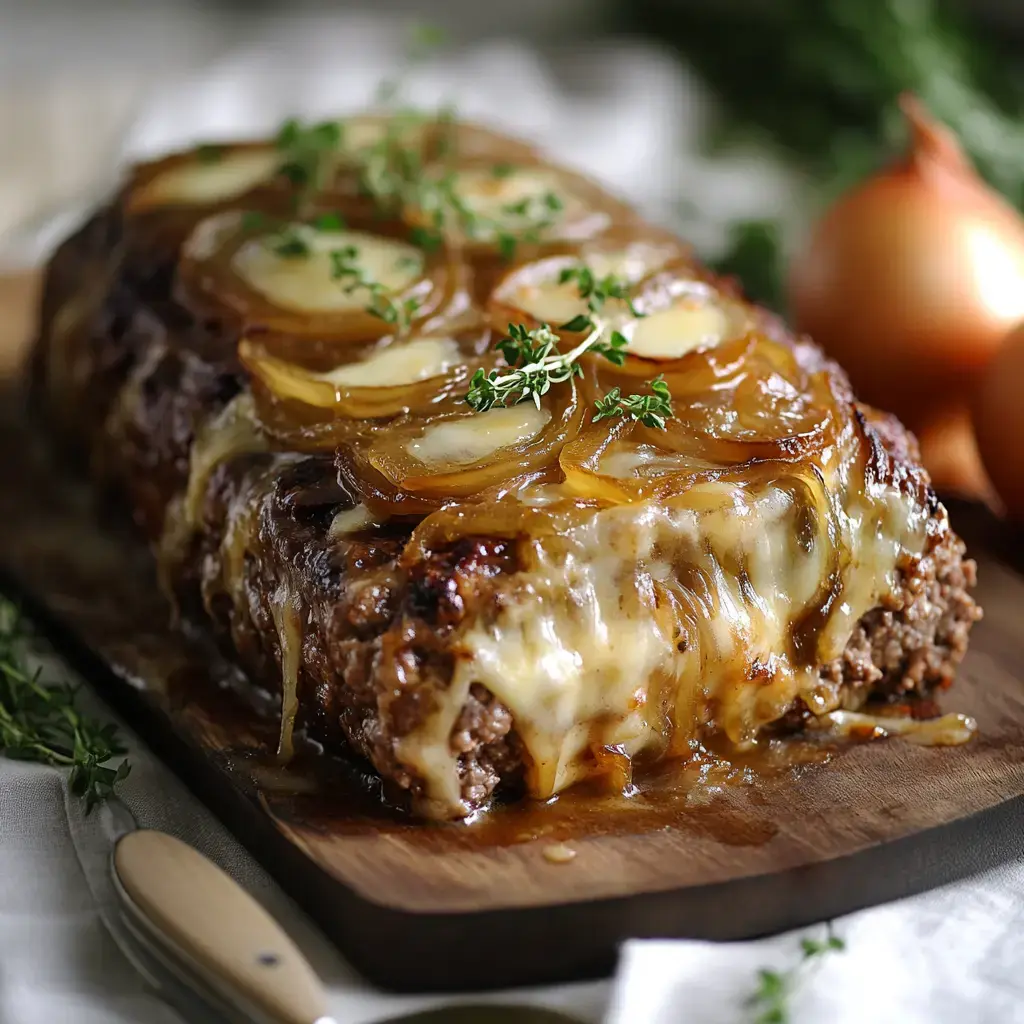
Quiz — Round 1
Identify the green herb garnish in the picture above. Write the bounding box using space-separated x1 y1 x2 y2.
240 211 269 233
271 229 312 259
195 143 224 165
313 211 347 232
329 244 422 330
274 117 345 214
466 265 673 425
0 600 130 811
747 925 845 1023
594 376 674 429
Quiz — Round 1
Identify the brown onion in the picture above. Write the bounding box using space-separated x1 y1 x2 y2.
972 319 1024 519
789 94 1024 429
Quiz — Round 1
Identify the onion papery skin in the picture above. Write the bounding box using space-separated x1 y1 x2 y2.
175 210 470 340
788 95 1024 427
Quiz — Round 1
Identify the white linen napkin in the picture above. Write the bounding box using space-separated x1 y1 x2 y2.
609 864 1024 1024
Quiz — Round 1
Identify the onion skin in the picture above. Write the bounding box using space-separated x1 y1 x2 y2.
788 94 1024 429
972 321 1024 520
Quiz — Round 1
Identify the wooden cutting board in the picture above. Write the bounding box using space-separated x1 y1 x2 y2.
3 272 1024 993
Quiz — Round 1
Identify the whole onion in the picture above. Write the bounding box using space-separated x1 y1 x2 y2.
788 95 1024 436
972 320 1024 521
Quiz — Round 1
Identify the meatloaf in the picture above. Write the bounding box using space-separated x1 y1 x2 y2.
30 114 981 819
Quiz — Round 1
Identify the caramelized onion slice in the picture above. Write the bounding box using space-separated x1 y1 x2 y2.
177 212 467 338
605 334 840 463
125 144 279 213
357 379 583 500
561 334 846 501
614 276 751 362
405 161 632 255
239 329 483 421
487 227 692 336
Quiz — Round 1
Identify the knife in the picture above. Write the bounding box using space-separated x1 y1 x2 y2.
98 799 588 1024
99 796 337 1024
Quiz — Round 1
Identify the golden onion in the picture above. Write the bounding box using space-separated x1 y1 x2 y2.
176 211 469 339
239 326 493 451
486 225 693 338
349 374 585 503
404 160 635 293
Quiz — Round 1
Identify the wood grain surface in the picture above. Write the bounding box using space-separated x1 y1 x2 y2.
3 272 1024 991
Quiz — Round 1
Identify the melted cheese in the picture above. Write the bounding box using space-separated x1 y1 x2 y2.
318 337 459 389
232 229 424 314
398 450 933 816
623 296 737 360
328 503 377 538
819 710 977 746
405 405 551 467
270 583 304 763
443 167 589 242
182 393 267 528
502 248 672 326
152 392 268 608
134 150 279 209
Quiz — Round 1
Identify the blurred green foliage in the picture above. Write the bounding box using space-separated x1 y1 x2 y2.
631 0 1024 308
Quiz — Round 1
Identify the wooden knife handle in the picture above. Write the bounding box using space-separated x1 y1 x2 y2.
113 829 329 1024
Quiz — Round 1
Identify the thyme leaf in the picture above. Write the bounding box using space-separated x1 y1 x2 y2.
747 925 845 1024
0 600 130 812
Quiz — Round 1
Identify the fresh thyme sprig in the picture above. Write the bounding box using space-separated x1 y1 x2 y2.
0 600 130 811
594 376 674 429
275 118 344 215
329 245 422 330
748 925 845 1024
557 263 642 331
467 324 585 411
466 265 675 426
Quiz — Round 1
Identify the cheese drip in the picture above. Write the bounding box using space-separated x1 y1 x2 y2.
398 447 933 817
182 392 268 528
817 710 977 746
270 584 304 763
232 229 424 314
